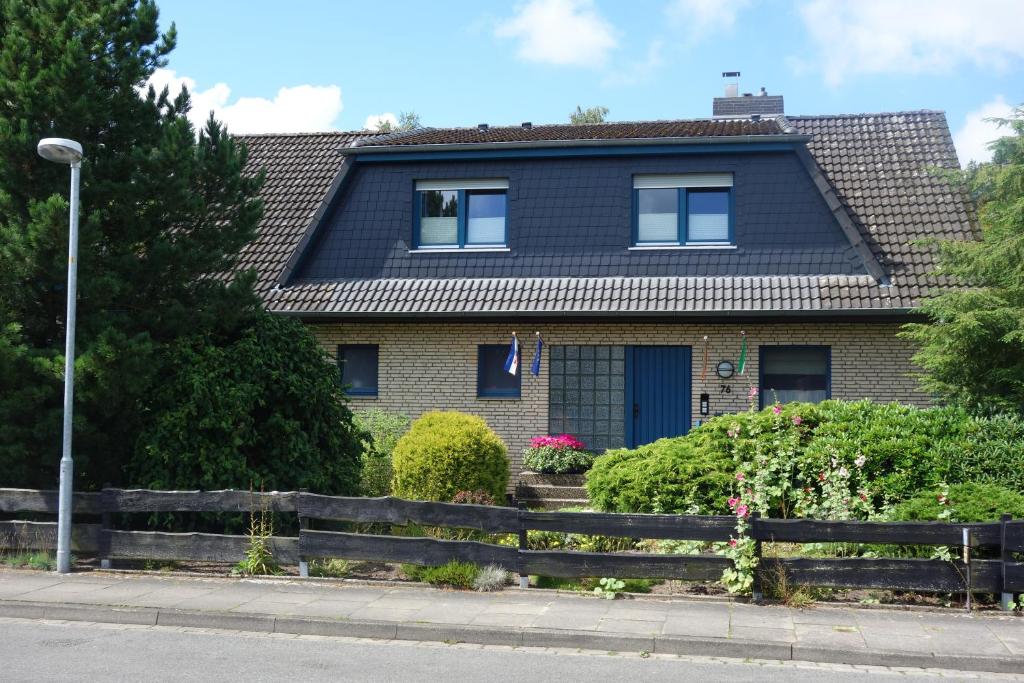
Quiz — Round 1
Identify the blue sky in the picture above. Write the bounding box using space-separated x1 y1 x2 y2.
152 0 1022 165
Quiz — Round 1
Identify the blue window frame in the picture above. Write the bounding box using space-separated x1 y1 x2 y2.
632 176 734 245
758 345 831 408
338 344 379 397
414 181 508 249
477 344 520 398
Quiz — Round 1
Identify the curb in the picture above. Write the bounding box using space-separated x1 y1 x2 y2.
1 599 1020 674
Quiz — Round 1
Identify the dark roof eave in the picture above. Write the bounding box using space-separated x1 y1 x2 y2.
271 306 918 320
339 133 812 155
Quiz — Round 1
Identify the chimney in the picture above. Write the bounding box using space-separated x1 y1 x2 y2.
713 78 784 118
722 70 740 98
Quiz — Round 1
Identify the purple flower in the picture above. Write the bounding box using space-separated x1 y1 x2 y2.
791 415 803 426
772 404 782 415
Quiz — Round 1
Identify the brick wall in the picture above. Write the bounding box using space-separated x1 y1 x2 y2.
309 321 928 478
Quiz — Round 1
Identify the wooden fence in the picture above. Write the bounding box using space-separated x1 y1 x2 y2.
1 488 1021 606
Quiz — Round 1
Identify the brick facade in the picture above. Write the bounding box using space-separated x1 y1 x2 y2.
310 321 928 479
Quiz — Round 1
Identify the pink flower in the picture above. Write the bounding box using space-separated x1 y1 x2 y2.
529 434 586 450
735 504 749 518
735 472 746 481
791 415 803 426
772 404 782 415
727 497 739 509
728 539 738 548
748 387 759 400
859 492 868 502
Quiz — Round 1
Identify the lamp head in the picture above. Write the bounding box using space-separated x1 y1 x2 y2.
37 138 83 165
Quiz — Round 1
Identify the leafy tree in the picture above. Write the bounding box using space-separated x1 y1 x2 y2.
901 107 1024 415
569 105 609 125
375 111 421 133
0 1 362 494
130 314 362 494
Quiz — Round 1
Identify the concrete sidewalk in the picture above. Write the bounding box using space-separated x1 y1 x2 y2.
1 569 1022 674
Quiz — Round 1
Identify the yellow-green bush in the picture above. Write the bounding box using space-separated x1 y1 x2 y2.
391 411 509 502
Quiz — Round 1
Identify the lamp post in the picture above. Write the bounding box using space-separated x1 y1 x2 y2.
37 137 84 575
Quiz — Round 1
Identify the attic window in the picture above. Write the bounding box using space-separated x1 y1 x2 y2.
633 174 733 245
415 179 509 249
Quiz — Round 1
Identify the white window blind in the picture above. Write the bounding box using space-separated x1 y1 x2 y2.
415 179 509 191
633 173 733 189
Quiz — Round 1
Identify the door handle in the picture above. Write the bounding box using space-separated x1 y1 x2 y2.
633 403 640 418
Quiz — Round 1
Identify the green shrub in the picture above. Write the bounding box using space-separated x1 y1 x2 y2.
354 409 411 497
131 314 363 495
404 560 480 588
586 437 734 514
891 483 1024 523
391 411 509 502
806 401 970 505
522 434 594 474
938 414 1024 492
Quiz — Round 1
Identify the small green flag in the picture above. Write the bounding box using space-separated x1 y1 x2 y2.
737 332 747 375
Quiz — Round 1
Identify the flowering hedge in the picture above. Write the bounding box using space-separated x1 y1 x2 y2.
522 434 594 474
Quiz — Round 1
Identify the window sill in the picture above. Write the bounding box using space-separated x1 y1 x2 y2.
629 243 736 251
409 247 511 254
477 395 521 401
347 393 379 399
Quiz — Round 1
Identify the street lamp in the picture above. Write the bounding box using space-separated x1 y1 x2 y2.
37 137 83 575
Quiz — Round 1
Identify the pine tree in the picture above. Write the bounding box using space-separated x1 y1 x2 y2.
0 0 264 487
901 107 1024 415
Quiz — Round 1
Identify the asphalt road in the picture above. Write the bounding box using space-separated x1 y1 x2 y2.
0 618 1012 683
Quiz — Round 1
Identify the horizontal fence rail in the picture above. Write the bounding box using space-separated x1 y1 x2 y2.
1 488 1022 600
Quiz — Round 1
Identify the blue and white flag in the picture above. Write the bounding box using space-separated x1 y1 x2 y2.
531 333 544 376
504 334 519 376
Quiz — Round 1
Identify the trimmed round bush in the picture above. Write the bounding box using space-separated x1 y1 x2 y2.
586 437 734 514
391 411 509 502
890 482 1024 523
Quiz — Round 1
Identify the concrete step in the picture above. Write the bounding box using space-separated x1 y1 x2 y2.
517 472 587 487
516 497 592 511
515 484 588 500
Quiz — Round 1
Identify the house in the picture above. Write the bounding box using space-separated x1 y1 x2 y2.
236 89 974 474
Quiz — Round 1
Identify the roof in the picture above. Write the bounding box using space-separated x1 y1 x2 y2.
236 131 371 297
350 118 787 149
266 275 897 318
235 111 973 317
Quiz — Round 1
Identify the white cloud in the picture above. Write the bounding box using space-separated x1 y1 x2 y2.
602 40 664 87
954 96 1015 166
363 112 399 131
145 68 343 134
665 0 752 41
797 0 1024 86
495 0 617 68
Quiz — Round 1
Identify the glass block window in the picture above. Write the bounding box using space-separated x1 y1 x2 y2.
548 345 626 452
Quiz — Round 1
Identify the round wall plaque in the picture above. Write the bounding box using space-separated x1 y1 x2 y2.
716 360 735 379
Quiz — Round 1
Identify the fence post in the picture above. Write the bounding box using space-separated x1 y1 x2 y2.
1001 514 1013 611
750 511 764 603
962 527 972 612
98 485 113 570
517 503 529 589
297 489 309 578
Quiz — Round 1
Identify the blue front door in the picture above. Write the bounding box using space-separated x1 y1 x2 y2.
626 346 692 447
